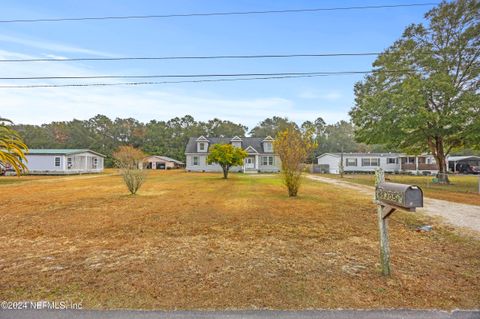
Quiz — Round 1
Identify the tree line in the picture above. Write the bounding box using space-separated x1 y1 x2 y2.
13 114 383 167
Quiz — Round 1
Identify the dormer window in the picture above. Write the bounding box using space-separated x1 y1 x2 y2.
196 136 209 152
262 136 274 152
230 136 243 148
264 142 273 152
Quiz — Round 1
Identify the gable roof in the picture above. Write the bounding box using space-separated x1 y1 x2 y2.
185 137 274 154
27 149 106 157
145 155 184 165
244 145 259 154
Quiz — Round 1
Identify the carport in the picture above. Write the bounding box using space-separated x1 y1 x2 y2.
448 155 480 173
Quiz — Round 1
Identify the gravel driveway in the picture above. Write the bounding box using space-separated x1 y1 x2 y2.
306 175 480 236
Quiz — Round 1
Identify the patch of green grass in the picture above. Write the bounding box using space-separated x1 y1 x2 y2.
0 179 25 185
323 173 480 205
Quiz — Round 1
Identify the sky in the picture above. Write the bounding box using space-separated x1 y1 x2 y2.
0 0 436 130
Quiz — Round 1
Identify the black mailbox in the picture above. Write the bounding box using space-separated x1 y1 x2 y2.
375 182 423 211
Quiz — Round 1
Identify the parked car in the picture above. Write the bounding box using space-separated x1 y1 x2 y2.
455 163 480 174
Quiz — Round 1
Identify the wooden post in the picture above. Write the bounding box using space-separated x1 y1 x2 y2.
375 168 391 276
377 205 391 276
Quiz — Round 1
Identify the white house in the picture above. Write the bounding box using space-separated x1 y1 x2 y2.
316 152 438 175
185 136 280 173
25 149 105 175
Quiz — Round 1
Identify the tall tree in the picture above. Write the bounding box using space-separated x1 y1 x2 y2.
202 118 247 137
249 116 298 137
350 0 480 181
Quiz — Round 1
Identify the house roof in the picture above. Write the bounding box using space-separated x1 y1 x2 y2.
27 149 106 157
145 155 184 165
185 137 274 154
447 155 480 161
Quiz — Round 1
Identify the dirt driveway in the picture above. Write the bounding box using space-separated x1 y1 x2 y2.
307 175 480 236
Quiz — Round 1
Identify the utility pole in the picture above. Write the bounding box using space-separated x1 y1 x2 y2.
339 145 344 178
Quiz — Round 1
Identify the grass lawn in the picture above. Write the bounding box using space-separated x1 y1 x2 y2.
322 173 480 206
0 170 479 309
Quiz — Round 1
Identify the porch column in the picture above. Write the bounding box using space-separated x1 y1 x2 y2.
415 157 418 171
85 156 88 170
454 161 456 173
255 155 259 170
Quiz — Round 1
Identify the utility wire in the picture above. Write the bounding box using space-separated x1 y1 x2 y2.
0 74 338 88
0 52 381 63
0 74 332 88
0 70 410 80
0 69 413 88
0 3 439 23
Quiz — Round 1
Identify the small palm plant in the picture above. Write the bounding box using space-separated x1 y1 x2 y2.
0 118 28 175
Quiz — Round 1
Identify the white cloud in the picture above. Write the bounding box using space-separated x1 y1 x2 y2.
0 34 114 57
0 47 350 129
298 89 343 101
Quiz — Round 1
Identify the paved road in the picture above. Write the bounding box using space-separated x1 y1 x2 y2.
306 175 480 236
1 310 480 319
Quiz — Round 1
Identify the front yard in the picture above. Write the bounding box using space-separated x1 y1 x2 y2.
0 170 479 309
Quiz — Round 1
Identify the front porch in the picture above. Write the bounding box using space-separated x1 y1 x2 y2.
243 155 259 173
400 156 437 172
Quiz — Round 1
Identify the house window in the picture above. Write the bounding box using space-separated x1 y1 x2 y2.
346 158 357 167
92 158 98 169
199 143 206 151
232 142 242 148
54 157 61 167
361 158 380 166
262 156 274 166
387 158 397 164
263 142 273 152
67 157 72 169
193 156 199 166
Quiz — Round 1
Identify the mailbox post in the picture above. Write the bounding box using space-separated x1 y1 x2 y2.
374 168 423 276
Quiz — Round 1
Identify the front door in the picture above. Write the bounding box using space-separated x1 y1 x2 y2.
245 157 255 169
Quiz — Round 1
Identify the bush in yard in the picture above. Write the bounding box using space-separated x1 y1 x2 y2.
120 169 146 195
274 126 316 197
207 143 248 179
113 145 146 195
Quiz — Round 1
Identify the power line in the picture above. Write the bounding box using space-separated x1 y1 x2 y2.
0 74 331 88
0 70 410 81
0 3 439 23
0 69 414 88
0 52 381 63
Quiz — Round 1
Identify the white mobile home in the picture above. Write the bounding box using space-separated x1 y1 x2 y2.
316 153 438 175
25 149 105 175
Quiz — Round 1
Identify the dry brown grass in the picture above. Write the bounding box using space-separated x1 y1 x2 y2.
0 170 479 309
